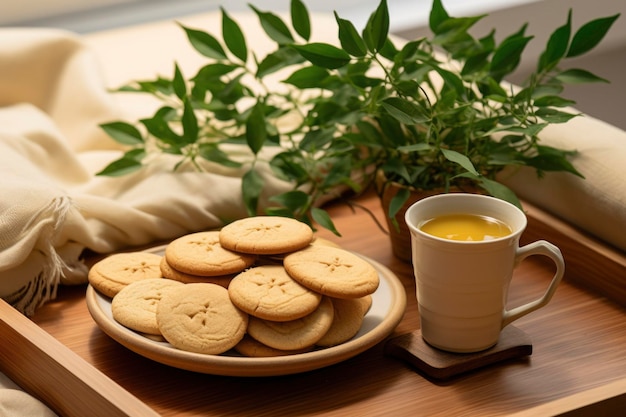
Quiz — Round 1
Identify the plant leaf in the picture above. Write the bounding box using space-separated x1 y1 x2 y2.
527 84 564 100
242 169 264 216
270 150 308 182
535 107 579 123
349 122 382 148
381 97 430 125
172 63 187 100
299 128 335 152
291 0 311 41
335 12 368 57
246 102 267 154
140 106 181 145
526 145 584 177
398 143 433 153
479 77 508 99
567 13 620 58
441 148 479 175
538 10 571 73
269 190 309 212
292 43 351 69
434 67 465 97
379 37 399 61
462 49 491 76
429 0 449 33
180 24 227 60
363 0 389 53
181 97 198 144
388 187 410 219
432 16 484 50
96 149 146 177
554 68 609 84
250 5 294 45
117 77 174 96
490 34 533 81
213 73 246 105
256 46 304 78
381 157 412 184
533 95 576 107
192 63 238 83
96 158 143 177
198 143 242 168
320 156 354 189
311 207 340 236
100 122 143 145
221 7 248 62
283 65 330 88
477 177 522 209
494 123 548 137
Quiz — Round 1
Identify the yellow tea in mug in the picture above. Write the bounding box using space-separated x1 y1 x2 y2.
420 214 512 241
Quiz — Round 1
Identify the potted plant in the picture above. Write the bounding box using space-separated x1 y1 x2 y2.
97 0 619 259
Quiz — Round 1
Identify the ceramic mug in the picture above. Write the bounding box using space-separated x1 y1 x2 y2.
404 193 565 353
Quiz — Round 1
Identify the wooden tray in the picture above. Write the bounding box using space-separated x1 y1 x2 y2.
521 200 625 307
0 195 623 416
0 298 158 417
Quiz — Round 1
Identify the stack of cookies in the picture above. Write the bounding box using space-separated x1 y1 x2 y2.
88 216 379 357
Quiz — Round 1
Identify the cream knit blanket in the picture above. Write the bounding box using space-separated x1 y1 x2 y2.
0 26 288 316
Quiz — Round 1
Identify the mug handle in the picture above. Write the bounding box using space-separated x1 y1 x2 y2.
502 240 565 328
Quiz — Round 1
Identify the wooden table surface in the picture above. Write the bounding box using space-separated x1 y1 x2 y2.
30 191 626 416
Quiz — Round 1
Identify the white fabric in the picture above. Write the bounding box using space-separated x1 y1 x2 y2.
0 390 58 417
0 373 57 417
0 22 291 316
499 115 626 253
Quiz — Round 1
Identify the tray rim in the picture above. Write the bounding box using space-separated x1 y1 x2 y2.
0 298 159 417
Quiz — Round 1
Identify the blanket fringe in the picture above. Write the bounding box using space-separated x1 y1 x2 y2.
4 196 71 316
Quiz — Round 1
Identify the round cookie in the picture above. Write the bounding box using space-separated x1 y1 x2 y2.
156 283 248 355
111 278 184 335
88 252 163 298
160 256 234 288
234 334 314 357
219 216 313 255
283 246 379 299
247 296 334 351
165 231 255 277
228 265 322 321
316 297 367 347
358 294 373 315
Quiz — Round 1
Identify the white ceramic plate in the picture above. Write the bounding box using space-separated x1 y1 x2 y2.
86 250 406 377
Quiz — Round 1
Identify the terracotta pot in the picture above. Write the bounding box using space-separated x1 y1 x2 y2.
377 173 482 262
378 183 442 262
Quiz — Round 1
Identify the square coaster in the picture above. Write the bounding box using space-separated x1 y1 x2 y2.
384 325 532 380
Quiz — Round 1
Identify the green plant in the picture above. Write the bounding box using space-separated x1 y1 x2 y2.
97 0 619 234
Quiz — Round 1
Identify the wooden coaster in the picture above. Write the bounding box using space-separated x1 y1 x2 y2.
384 325 532 380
